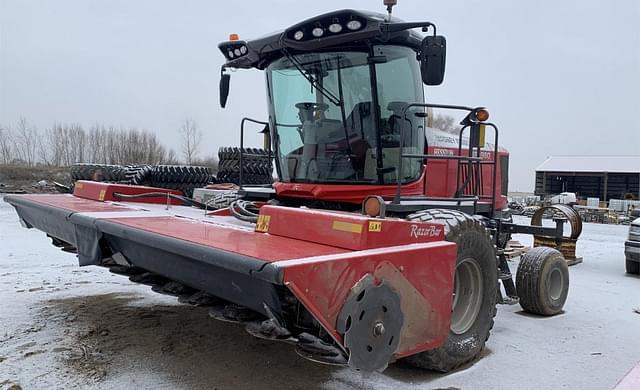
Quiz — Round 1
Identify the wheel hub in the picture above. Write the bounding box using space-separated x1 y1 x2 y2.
451 257 484 335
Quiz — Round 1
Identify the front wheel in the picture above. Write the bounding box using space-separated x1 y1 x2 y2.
404 209 498 372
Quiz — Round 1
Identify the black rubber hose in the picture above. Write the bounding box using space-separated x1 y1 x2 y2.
229 200 260 223
112 192 208 209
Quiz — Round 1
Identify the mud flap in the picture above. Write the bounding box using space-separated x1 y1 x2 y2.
73 224 104 266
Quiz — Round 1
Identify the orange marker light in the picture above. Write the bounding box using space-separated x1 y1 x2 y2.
229 33 240 41
363 196 383 217
475 109 490 122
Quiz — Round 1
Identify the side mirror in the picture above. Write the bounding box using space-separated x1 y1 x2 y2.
420 35 446 85
220 69 230 108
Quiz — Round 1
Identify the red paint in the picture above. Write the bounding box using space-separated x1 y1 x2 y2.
425 146 508 210
73 181 183 204
19 194 133 213
278 241 457 356
108 216 348 262
273 168 427 203
273 144 508 210
259 205 444 251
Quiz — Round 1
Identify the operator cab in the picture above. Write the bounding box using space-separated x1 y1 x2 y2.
219 8 446 185
268 46 424 184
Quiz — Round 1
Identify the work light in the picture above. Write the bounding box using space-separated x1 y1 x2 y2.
329 23 343 33
347 20 362 30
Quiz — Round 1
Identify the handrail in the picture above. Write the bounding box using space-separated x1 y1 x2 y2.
392 103 500 216
239 117 270 190
393 103 475 204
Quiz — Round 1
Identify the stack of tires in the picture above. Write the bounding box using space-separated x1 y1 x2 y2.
150 165 211 197
217 147 272 185
70 164 126 183
69 163 212 198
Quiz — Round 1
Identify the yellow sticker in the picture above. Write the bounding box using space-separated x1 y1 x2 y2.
75 182 84 189
98 189 106 201
332 221 363 234
368 221 382 232
256 215 271 233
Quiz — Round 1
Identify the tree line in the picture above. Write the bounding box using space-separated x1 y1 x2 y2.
0 118 209 167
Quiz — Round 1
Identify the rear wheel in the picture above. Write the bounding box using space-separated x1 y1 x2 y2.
626 259 640 275
404 209 497 372
516 247 569 316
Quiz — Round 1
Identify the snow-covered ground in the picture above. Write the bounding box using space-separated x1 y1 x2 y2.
1 196 639 389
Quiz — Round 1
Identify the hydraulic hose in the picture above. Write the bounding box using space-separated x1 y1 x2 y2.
112 192 208 209
228 200 260 223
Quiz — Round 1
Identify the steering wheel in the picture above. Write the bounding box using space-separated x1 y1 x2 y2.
295 102 329 122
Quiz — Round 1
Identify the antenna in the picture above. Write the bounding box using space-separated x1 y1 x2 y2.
384 0 398 21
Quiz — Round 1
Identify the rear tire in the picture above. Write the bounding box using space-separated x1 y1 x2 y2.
404 209 498 372
516 247 569 316
626 259 640 275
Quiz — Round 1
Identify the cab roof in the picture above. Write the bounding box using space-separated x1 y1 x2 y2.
219 9 426 70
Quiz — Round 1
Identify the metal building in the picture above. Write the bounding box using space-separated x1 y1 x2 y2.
535 156 640 201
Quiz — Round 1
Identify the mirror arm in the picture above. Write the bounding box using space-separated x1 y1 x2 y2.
380 21 436 35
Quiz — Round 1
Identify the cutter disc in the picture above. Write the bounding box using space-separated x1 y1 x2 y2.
336 277 403 372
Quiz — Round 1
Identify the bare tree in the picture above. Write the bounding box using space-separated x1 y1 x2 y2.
12 117 39 166
431 114 460 134
0 125 14 164
3 120 174 167
179 119 202 165
164 149 179 165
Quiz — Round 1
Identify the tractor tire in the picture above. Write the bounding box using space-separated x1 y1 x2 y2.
150 165 211 184
218 146 270 163
404 209 498 372
70 163 125 182
217 146 273 185
121 165 152 185
516 247 569 316
150 165 211 197
625 259 639 275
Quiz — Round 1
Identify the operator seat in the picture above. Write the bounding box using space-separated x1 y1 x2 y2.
345 102 375 175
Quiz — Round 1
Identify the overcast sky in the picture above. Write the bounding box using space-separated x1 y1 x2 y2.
1 0 638 191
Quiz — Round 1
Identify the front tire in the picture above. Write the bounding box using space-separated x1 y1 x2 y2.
404 209 498 372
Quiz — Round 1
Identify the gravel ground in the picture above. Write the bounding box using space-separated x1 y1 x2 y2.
1 197 639 389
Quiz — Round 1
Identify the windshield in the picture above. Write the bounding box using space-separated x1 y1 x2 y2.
267 45 424 184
